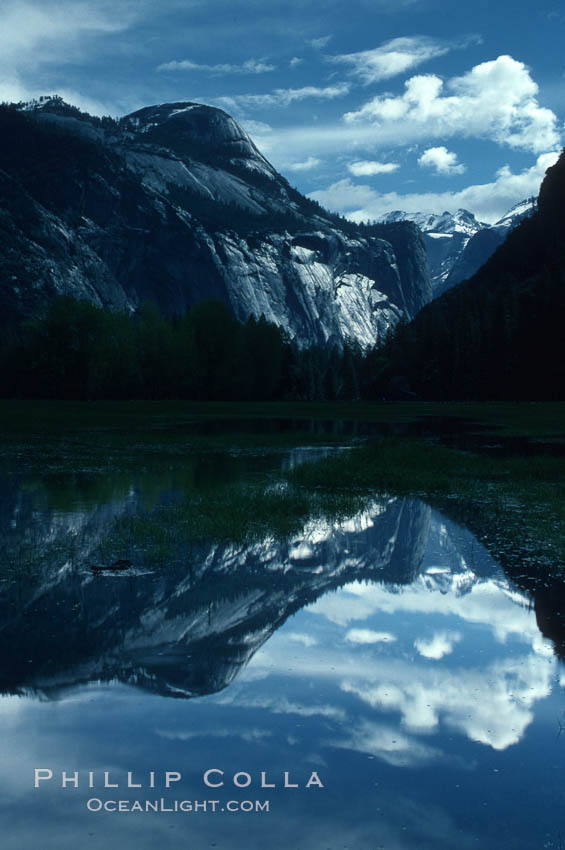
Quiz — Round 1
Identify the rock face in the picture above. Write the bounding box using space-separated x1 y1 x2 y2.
381 200 536 297
0 98 431 347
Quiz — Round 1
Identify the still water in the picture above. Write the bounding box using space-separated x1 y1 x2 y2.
0 446 564 849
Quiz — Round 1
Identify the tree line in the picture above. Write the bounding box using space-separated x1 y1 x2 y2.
0 296 378 402
3 262 561 402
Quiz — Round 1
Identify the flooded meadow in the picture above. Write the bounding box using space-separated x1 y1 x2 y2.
0 403 564 849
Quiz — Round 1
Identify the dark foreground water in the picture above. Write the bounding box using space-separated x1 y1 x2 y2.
0 445 564 850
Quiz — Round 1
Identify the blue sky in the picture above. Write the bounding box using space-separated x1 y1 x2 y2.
1 0 563 222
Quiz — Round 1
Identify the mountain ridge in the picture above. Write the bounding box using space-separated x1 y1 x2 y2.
0 97 431 347
381 199 536 296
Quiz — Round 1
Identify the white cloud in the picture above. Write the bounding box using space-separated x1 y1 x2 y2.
414 630 462 659
250 57 559 173
344 55 561 154
303 572 556 752
309 152 560 223
157 57 275 74
309 178 387 213
237 520 557 758
0 0 129 63
157 727 272 743
216 693 346 721
339 651 554 750
287 156 321 172
0 74 36 105
345 629 396 644
248 606 554 756
240 118 273 136
290 57 304 68
286 632 319 646
327 36 452 84
308 575 547 646
212 83 350 112
310 35 332 49
333 719 442 767
0 1 134 112
0 73 117 116
418 146 466 176
348 160 400 176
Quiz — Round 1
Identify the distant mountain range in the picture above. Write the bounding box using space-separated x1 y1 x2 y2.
381 199 536 296
0 97 431 348
380 149 565 400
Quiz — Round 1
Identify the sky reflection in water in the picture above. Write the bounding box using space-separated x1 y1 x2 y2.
0 461 564 850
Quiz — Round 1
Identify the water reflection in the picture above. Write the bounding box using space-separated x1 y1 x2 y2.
0 485 431 697
0 456 564 850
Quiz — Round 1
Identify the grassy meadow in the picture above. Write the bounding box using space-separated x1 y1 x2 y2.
0 400 563 582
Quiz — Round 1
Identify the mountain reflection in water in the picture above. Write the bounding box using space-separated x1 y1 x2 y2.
0 486 432 697
0 458 564 850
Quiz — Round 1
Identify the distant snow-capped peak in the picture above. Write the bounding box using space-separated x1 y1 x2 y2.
491 197 537 232
381 208 487 238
